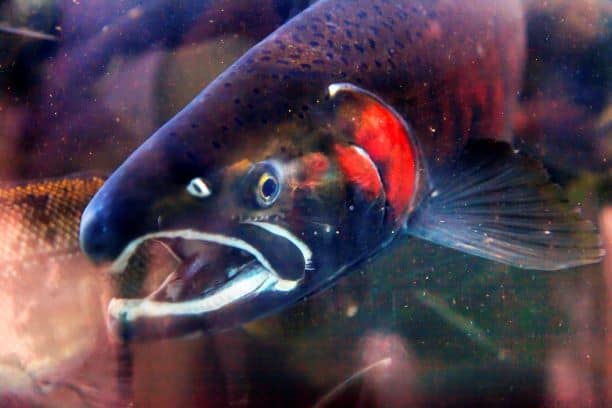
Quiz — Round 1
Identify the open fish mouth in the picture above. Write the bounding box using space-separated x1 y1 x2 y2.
106 224 312 339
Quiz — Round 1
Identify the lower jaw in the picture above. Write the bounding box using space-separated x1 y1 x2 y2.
106 259 278 341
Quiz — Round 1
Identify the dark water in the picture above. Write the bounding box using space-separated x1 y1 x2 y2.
0 1 610 406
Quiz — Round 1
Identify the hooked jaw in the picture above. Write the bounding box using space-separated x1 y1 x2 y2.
81 190 314 341
108 258 281 341
105 225 312 341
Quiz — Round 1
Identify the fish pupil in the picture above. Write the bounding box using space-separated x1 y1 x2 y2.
262 177 277 198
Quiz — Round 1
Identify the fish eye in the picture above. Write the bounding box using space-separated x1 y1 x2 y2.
255 171 280 207
187 177 212 198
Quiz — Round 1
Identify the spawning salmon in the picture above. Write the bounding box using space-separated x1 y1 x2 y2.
79 0 604 341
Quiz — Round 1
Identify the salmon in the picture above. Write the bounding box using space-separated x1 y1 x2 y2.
62 0 603 340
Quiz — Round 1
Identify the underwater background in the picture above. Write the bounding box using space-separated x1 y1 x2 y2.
0 0 610 406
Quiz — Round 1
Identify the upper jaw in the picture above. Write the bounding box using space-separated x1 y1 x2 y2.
109 227 305 289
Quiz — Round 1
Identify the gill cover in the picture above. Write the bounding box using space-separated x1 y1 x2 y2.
328 83 423 228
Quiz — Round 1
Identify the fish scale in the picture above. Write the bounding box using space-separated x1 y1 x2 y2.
0 175 105 266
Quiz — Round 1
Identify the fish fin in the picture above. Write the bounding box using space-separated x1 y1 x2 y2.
0 23 58 41
404 139 604 270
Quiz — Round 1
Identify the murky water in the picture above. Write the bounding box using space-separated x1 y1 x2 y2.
0 1 610 406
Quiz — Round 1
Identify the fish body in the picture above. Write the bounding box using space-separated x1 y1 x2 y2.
79 0 603 341
0 174 131 405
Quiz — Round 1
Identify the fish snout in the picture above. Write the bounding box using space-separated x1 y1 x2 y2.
79 191 154 264
80 201 127 264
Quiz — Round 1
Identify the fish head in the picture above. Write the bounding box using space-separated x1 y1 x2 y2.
80 82 423 341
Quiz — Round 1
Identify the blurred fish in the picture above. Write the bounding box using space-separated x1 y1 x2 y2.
78 0 603 342
0 22 58 41
12 0 313 179
0 0 60 99
0 174 128 406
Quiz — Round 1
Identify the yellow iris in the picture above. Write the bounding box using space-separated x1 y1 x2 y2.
257 172 279 205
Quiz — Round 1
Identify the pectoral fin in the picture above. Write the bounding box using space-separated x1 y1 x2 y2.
404 139 604 270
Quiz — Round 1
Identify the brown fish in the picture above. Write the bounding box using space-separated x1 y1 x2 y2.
0 174 128 406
